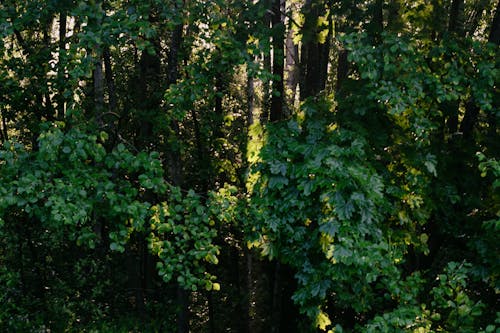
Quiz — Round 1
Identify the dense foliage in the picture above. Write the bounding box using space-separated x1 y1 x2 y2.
0 0 498 332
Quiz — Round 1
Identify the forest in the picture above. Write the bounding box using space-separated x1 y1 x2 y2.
0 0 498 332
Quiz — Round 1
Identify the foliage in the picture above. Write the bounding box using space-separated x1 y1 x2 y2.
0 0 498 331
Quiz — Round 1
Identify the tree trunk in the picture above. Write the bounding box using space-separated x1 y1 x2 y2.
261 2 272 124
244 247 253 333
177 287 190 333
300 0 331 100
57 11 67 119
247 63 255 125
166 21 184 186
465 0 489 38
387 0 403 32
93 55 105 123
270 261 282 333
270 0 285 121
103 46 117 113
488 0 500 46
0 109 7 142
448 0 465 37
336 48 348 93
461 0 499 138
285 28 299 107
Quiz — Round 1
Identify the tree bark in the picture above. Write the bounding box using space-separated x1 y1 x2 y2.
93 56 105 123
167 21 184 186
247 64 255 126
488 0 500 45
270 0 285 121
300 0 320 99
285 28 299 107
0 109 7 142
387 0 403 32
177 287 190 333
261 2 272 124
300 0 331 100
336 48 348 93
461 0 500 138
57 11 67 119
270 261 282 333
103 47 117 113
448 0 465 37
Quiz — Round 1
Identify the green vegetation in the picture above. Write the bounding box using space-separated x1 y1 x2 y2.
0 0 498 332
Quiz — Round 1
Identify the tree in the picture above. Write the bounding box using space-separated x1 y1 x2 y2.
0 0 498 331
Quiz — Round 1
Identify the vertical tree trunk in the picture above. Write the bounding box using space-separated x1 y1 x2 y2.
443 0 465 137
244 247 253 333
318 0 333 91
387 0 403 32
466 0 489 38
487 0 499 142
103 46 116 113
448 0 465 37
300 0 331 100
300 0 318 100
285 28 299 107
369 0 384 42
270 261 282 333
167 22 184 186
208 291 216 333
0 109 8 142
247 64 255 125
57 11 67 119
270 0 285 121
260 1 272 124
488 0 500 46
336 48 348 93
165 11 191 331
93 55 105 122
461 0 499 138
177 287 190 333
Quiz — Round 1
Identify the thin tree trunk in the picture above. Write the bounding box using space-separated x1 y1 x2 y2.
300 0 318 100
431 0 446 41
270 261 282 333
318 0 333 91
443 0 464 137
208 291 216 333
0 109 8 142
285 28 299 107
166 21 184 186
247 64 255 125
270 0 285 121
103 46 117 113
177 287 190 333
93 56 105 123
336 48 348 93
261 3 272 124
57 11 67 119
487 0 499 141
369 0 384 43
448 0 465 37
244 247 253 333
387 0 403 32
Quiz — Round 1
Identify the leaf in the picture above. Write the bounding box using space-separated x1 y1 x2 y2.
316 310 331 331
424 156 437 176
268 176 289 189
110 242 125 253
